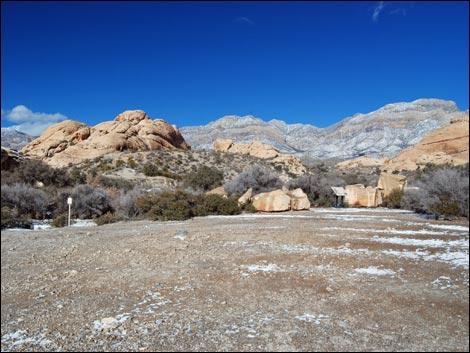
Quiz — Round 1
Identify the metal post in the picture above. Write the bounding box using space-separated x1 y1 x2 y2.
67 197 72 227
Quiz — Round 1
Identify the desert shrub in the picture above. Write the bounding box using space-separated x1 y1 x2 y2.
136 191 243 221
69 167 87 184
70 184 114 219
241 201 258 213
193 194 241 217
136 191 192 221
143 162 160 176
97 175 134 191
95 212 120 226
1 206 33 229
114 188 146 219
184 166 224 192
1 159 73 187
381 189 404 209
1 183 50 219
402 165 469 219
289 173 343 207
52 213 69 228
225 165 282 195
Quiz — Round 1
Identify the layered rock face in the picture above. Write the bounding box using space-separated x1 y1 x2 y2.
20 110 190 167
182 99 466 160
214 139 307 176
383 113 469 171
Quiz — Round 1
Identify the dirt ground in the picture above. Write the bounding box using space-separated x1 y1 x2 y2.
1 208 468 352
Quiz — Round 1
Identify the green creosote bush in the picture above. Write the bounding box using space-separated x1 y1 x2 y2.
52 213 69 228
381 189 404 209
184 165 224 192
136 191 242 221
95 212 120 226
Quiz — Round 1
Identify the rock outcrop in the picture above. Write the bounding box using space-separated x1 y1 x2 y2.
383 113 469 171
248 188 311 212
337 156 388 169
20 110 190 167
287 188 311 211
182 99 466 160
1 147 24 171
251 190 292 212
214 139 307 177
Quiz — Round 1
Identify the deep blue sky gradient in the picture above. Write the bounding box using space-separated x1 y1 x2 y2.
1 1 469 130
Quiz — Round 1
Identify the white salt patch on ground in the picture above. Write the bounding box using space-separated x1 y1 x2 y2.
246 264 283 273
309 208 413 214
425 224 469 232
1 330 53 348
319 227 461 236
295 313 330 324
354 266 396 276
382 249 469 269
367 236 468 248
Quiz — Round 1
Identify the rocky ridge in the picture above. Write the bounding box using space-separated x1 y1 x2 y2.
214 138 308 177
383 113 469 171
1 128 36 150
20 110 190 167
181 99 467 160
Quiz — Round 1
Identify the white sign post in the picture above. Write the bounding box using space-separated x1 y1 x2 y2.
67 197 73 227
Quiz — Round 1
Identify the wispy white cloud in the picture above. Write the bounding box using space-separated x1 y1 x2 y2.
1 105 69 136
372 1 385 22
234 16 254 25
389 8 407 17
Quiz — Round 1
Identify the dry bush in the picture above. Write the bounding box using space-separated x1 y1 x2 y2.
224 165 283 195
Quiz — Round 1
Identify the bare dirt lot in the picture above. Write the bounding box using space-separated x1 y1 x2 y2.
1 208 469 352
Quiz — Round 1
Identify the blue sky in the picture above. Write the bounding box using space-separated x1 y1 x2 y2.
1 1 469 135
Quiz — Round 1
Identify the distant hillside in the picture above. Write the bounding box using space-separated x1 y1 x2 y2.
181 99 467 160
1 128 36 150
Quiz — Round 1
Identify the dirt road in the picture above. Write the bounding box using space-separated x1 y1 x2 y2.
1 208 468 351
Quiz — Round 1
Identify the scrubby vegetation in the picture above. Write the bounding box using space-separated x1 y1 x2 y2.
136 191 241 221
224 165 282 195
1 151 468 229
402 164 469 219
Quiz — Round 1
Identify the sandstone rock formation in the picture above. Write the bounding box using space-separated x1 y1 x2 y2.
214 139 307 177
287 188 311 211
206 186 228 198
182 99 466 160
344 185 383 208
383 113 469 171
20 110 190 167
251 189 292 212
337 156 388 169
377 173 407 198
238 188 253 206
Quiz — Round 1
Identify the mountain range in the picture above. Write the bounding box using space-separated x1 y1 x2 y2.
2 98 468 163
181 99 468 160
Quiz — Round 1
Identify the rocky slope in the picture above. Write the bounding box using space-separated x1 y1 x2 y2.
383 112 469 171
20 110 190 167
181 99 467 160
1 128 36 150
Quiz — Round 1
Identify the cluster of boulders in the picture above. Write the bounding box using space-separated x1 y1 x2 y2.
207 186 311 212
20 110 190 167
214 139 307 177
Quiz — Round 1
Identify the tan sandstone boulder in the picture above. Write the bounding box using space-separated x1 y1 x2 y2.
287 188 311 210
252 189 291 212
238 188 253 206
377 173 407 198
